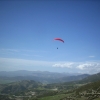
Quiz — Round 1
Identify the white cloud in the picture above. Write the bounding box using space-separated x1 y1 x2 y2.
0 58 52 66
0 48 46 58
77 62 100 70
76 62 100 74
52 61 100 74
52 62 74 68
0 49 19 52
0 58 53 71
0 57 100 74
0 48 48 53
89 56 95 58
77 63 93 70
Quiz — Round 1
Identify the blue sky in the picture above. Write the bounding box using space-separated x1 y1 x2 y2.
0 0 100 74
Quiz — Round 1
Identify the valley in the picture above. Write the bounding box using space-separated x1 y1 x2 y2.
0 71 100 100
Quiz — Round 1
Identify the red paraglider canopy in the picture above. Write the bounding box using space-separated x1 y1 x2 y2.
54 38 64 43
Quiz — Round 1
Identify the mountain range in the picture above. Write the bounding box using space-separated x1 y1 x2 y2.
0 70 89 84
0 71 100 100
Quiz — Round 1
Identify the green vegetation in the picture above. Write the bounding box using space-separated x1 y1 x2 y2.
0 73 100 100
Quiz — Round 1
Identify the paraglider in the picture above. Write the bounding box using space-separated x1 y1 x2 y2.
54 38 64 49
54 38 64 43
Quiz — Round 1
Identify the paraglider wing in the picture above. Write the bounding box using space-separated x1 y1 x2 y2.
54 38 64 43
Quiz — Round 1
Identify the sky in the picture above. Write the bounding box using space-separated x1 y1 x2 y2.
0 0 100 74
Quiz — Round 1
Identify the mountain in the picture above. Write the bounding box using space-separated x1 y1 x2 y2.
0 70 89 84
0 80 42 94
44 72 100 91
77 72 100 84
0 70 81 77
57 74 89 83
0 72 100 100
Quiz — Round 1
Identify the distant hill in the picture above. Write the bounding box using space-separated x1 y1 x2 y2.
45 72 100 90
57 74 89 83
0 70 81 77
60 72 100 86
77 72 100 84
0 70 89 84
0 80 42 94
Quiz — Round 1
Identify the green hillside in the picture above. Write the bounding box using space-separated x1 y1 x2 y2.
78 72 100 83
0 72 100 100
0 80 42 95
